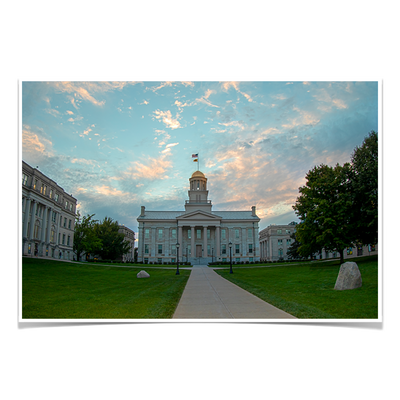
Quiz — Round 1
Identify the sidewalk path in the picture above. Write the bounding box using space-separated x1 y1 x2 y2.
173 265 297 319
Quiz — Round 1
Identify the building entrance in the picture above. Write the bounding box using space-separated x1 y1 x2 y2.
196 245 202 257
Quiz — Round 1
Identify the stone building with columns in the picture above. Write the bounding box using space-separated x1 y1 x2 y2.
22 161 77 260
137 170 260 264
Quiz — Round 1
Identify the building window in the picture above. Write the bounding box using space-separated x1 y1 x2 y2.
144 244 149 254
236 258 240 263
187 245 191 256
55 193 59 202
58 233 61 244
286 229 291 234
158 244 162 254
278 248 283 258
278 239 283 245
207 229 210 239
221 229 226 240
277 229 282 234
286 239 291 245
64 218 67 227
171 258 175 263
62 234 65 245
248 244 253 253
347 247 353 255
22 174 28 186
145 229 149 239
357 245 363 256
187 229 191 239
207 244 210 256
34 224 39 239
158 258 162 264
68 219 72 229
222 244 226 254
33 179 37 190
249 257 253 262
197 229 201 239
144 258 148 264
171 246 176 255
158 229 163 240
222 258 227 262
43 186 47 195
172 229 176 239
369 244 376 252
235 244 240 254
65 201 68 209
248 229 252 239
49 189 53 199
50 230 55 243
70 204 73 211
67 236 70 246
235 229 239 239
52 211 56 222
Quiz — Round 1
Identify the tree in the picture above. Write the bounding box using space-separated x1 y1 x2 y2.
287 232 307 260
350 131 378 245
73 213 102 261
293 163 355 264
93 217 131 260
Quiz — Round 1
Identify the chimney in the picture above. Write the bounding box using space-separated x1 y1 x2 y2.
140 206 145 217
251 206 256 217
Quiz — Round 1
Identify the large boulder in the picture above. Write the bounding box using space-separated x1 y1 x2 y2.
137 270 150 278
334 262 362 290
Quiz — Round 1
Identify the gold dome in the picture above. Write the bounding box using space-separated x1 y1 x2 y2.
191 170 205 179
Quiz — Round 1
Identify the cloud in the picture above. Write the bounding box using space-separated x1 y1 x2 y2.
221 81 254 102
124 155 173 181
49 81 136 108
95 185 129 197
153 110 181 129
312 87 348 111
22 125 54 157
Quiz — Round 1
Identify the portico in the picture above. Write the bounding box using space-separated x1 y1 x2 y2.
137 170 260 264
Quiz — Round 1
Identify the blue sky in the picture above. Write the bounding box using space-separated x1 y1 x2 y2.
22 81 378 239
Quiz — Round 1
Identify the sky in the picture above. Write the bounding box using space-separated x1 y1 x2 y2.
21 81 378 239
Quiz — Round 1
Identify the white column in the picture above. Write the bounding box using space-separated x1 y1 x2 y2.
151 227 156 258
29 200 36 239
178 226 183 258
203 226 208 257
191 226 195 257
23 198 31 238
165 227 170 256
46 208 52 244
41 205 48 243
242 227 247 256
216 226 220 259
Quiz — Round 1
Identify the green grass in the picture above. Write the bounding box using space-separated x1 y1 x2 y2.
22 257 190 319
214 256 378 319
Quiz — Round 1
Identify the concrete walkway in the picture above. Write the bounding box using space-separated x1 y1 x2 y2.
173 264 297 319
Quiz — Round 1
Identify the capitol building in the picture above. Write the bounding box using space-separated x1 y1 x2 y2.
137 170 260 264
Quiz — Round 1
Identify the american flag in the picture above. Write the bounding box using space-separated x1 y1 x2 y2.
192 153 198 158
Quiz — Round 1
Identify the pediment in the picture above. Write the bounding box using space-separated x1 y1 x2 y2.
177 210 221 221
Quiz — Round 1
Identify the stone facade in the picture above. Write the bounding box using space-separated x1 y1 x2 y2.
22 161 77 260
118 225 135 262
259 222 378 261
259 223 297 262
137 171 260 264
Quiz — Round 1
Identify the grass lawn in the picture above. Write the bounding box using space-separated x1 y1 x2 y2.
214 256 378 319
22 257 190 319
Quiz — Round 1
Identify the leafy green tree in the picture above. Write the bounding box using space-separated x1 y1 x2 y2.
350 131 378 245
287 232 307 260
73 213 102 261
94 217 131 260
293 163 354 264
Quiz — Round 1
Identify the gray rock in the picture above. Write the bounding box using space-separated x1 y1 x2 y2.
334 262 362 290
137 270 150 278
